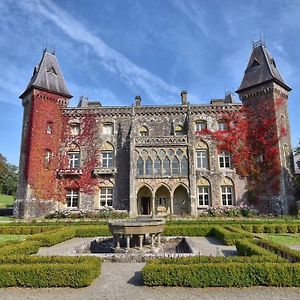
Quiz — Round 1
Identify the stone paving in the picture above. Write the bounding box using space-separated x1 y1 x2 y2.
0 262 300 300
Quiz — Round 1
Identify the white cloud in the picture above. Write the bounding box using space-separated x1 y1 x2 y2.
18 0 184 104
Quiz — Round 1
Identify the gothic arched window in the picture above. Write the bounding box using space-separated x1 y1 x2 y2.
181 156 188 176
154 157 162 176
163 157 171 176
137 157 144 175
145 157 153 176
172 157 180 175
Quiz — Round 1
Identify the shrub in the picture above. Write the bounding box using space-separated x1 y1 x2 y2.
235 239 282 258
213 226 250 245
28 228 76 247
240 225 253 232
275 225 288 234
0 260 101 288
142 262 300 287
264 225 276 233
0 241 40 255
252 225 264 233
75 226 111 237
287 225 298 233
162 225 214 237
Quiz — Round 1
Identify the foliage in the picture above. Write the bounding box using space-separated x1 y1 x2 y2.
0 259 101 288
235 239 280 257
0 241 40 256
197 98 286 202
142 262 300 287
213 225 251 245
0 154 18 197
162 225 214 237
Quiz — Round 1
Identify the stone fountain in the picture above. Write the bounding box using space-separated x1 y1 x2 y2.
108 217 165 252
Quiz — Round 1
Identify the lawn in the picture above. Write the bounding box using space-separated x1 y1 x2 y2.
0 194 14 208
0 235 27 244
257 233 300 245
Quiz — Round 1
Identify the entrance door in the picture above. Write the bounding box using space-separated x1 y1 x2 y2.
141 197 150 215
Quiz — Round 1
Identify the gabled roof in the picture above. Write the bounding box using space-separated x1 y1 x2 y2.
236 44 291 93
20 50 72 99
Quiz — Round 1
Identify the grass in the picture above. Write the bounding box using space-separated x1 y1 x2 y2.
0 235 27 244
0 194 14 208
257 233 300 245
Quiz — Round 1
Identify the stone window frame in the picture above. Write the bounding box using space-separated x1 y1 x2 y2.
100 142 115 168
44 149 52 168
198 186 211 207
70 123 80 136
66 189 79 208
220 177 235 206
195 120 207 132
68 151 80 168
46 122 53 134
195 141 209 170
102 122 114 136
217 120 228 131
218 151 232 169
99 187 113 207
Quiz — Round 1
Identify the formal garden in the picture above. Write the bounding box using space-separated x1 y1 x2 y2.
0 217 300 288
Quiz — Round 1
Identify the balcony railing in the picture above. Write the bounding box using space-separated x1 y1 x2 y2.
57 168 82 176
93 167 117 175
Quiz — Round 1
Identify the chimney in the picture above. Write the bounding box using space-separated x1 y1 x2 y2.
181 90 187 105
135 95 141 106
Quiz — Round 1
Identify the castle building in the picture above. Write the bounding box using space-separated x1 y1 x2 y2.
15 42 295 218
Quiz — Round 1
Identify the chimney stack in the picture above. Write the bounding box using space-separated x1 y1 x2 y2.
135 95 141 106
181 90 187 105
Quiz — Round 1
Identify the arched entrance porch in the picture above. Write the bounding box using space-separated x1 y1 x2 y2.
173 185 190 215
155 185 171 216
137 186 152 215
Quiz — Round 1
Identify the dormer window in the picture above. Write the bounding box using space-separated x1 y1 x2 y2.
47 67 57 75
139 126 149 136
175 125 184 136
103 123 113 135
70 123 80 136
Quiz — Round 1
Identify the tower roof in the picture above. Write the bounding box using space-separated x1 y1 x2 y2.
236 44 291 93
20 50 72 98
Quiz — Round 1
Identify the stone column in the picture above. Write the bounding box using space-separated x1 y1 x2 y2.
157 233 161 246
170 193 174 215
150 234 155 248
114 234 120 249
152 191 155 217
126 235 131 250
139 235 144 249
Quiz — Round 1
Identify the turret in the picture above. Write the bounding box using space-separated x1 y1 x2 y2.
15 49 72 218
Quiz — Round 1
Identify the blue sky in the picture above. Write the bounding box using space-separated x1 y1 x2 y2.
1 0 300 165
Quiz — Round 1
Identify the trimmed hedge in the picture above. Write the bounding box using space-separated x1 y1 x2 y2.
148 255 285 265
75 225 111 237
142 262 300 287
235 239 282 258
0 226 62 235
27 228 76 247
257 239 300 262
213 226 250 245
0 241 41 255
0 259 101 287
162 225 214 237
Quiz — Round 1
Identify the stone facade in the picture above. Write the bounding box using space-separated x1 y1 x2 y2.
15 43 295 218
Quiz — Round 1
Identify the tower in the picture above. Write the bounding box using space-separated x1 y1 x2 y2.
15 50 72 218
236 41 294 214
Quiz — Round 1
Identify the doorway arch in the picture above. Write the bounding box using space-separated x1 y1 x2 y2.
155 185 171 215
137 185 152 215
173 185 190 215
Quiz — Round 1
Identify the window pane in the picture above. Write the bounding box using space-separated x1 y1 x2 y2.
154 157 162 176
197 150 208 169
172 157 180 175
181 156 188 176
137 157 144 175
103 124 113 135
145 158 153 176
163 158 171 175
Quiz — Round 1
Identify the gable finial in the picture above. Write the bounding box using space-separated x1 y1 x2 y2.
252 34 266 48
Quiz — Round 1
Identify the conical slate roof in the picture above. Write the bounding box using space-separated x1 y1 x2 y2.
20 50 72 98
236 44 291 93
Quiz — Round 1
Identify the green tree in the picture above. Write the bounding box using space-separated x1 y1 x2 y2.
0 154 18 196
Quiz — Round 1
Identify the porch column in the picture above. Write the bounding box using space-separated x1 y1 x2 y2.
170 193 174 215
139 235 144 249
152 191 155 217
126 235 131 250
114 234 120 249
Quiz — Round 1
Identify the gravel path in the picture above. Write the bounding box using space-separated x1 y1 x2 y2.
0 262 300 300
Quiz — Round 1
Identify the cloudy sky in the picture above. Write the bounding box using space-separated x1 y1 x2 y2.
1 0 300 165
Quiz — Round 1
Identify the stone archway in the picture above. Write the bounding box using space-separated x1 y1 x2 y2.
155 185 171 216
173 185 190 215
137 186 152 215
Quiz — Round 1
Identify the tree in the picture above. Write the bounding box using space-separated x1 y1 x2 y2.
0 154 18 196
